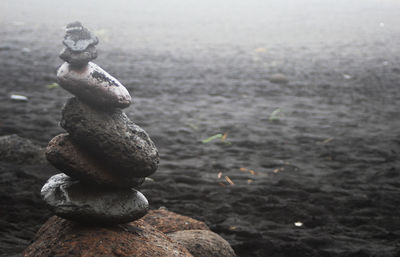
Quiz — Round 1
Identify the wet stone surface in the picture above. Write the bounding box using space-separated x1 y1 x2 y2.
57 62 132 109
41 173 149 224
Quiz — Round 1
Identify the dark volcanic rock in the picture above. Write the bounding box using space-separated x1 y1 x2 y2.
41 173 149 224
23 216 193 257
0 163 52 256
46 133 145 188
61 97 159 178
168 230 237 257
57 62 132 109
59 45 97 67
0 134 45 164
62 21 98 52
143 208 210 233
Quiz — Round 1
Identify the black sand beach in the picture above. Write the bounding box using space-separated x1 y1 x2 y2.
1 1 400 256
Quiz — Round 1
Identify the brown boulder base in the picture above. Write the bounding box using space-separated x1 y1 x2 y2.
168 230 237 257
143 208 209 233
23 216 193 257
46 133 144 188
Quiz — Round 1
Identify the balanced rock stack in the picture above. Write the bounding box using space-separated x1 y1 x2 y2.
42 21 159 224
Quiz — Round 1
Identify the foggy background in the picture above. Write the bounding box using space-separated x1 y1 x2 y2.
1 0 400 49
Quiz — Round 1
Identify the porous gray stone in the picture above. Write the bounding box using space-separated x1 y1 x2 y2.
62 21 98 52
41 173 149 224
46 133 145 188
59 45 97 67
57 62 132 109
61 97 159 178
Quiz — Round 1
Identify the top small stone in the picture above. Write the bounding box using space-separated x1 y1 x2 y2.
63 21 98 52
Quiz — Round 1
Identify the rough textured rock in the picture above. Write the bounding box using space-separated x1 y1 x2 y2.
62 21 98 52
46 133 145 188
23 216 193 257
41 173 148 224
57 62 132 109
168 230 237 257
0 134 45 164
59 45 97 67
143 208 210 233
61 97 159 178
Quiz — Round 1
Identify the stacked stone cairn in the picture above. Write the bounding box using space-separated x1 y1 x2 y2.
42 22 159 224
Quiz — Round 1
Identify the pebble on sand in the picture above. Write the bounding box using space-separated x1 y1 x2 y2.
268 73 289 84
10 94 28 101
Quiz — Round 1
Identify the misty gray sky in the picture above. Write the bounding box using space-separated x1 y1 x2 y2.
1 0 399 49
